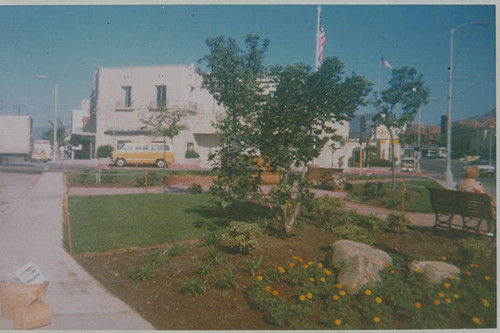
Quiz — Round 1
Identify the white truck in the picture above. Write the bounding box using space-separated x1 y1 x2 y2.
0 116 33 163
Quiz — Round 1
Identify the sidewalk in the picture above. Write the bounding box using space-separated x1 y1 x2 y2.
0 172 154 330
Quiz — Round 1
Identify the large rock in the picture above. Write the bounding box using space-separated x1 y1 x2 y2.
326 240 392 294
409 261 461 284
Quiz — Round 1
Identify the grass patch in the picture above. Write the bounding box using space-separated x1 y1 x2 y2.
67 193 270 254
348 180 444 213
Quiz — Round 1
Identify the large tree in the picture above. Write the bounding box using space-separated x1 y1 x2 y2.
373 67 430 190
199 34 372 235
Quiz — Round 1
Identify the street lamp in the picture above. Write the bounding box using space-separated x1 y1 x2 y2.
445 21 488 186
35 75 59 161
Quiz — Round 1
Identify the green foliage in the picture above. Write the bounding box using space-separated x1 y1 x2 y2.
368 158 393 167
216 264 239 289
457 238 491 264
180 276 208 296
244 255 263 276
140 106 187 145
202 247 223 265
165 242 188 257
386 213 412 234
194 262 212 277
332 224 375 245
100 169 118 183
220 221 263 254
306 195 345 223
135 171 160 187
96 145 114 158
185 150 200 158
202 231 222 248
362 182 386 200
187 183 203 194
381 195 401 209
133 262 156 280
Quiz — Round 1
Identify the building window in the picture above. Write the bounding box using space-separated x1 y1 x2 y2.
156 85 167 108
122 86 132 107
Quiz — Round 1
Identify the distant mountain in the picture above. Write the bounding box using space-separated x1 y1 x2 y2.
470 109 496 122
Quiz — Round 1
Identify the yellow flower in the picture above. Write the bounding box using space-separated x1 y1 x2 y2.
443 283 450 289
308 261 313 265
325 269 332 276
299 295 306 301
334 319 341 326
391 270 396 274
466 271 471 276
453 294 459 299
375 297 382 304
470 263 479 268
438 292 444 298
310 277 315 282
289 263 295 268
265 286 271 291
307 293 313 299
320 278 326 283
257 275 263 281
277 266 284 271
272 290 279 296
384 263 390 268
298 258 304 263
292 256 298 260
481 299 490 307
390 296 395 301
434 299 441 306
414 302 422 309
441 256 446 260
339 291 346 296
317 263 323 268
333 294 340 300
364 289 372 296
485 275 491 281
336 283 343 289
472 317 483 325
303 264 309 269
445 298 451 304
373 317 381 323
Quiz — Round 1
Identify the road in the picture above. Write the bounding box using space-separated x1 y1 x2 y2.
420 158 496 198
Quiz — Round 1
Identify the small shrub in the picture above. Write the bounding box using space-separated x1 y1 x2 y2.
100 169 118 183
220 221 263 254
381 195 401 209
332 224 375 245
216 264 239 289
180 276 207 296
185 150 200 158
146 249 167 266
187 183 203 194
96 144 113 158
202 247 223 265
203 231 222 248
135 171 160 187
344 182 354 191
386 213 412 234
194 262 212 277
133 262 156 281
309 195 345 221
362 182 385 200
457 237 491 263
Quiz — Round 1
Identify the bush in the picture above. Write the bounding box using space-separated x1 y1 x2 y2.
100 169 118 183
187 183 203 194
180 276 207 296
216 264 239 289
96 145 114 158
185 150 200 158
369 158 392 167
457 237 491 263
220 221 263 254
381 195 401 209
386 213 412 234
362 182 385 200
135 171 160 187
332 224 375 245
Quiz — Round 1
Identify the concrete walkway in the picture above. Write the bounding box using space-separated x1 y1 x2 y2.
0 172 154 330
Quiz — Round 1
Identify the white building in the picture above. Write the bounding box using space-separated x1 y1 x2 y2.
82 64 224 166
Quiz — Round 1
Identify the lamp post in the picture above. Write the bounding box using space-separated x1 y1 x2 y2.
35 75 59 160
445 21 488 186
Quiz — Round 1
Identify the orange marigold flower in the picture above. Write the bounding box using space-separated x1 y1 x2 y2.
472 317 483 325
308 261 313 265
299 295 306 301
466 271 471 276
438 292 444 298
277 266 284 271
320 278 326 283
317 263 323 268
445 298 451 304
375 297 382 304
334 319 341 326
336 284 343 289
441 256 446 260
298 258 304 263
272 290 279 296
434 299 441 306
485 275 491 281
306 293 313 299
482 299 490 307
289 263 295 268
339 291 346 296
333 295 340 300
414 302 422 309
265 286 271 291
449 275 455 280
310 277 315 282
391 270 396 274
303 265 309 269
325 270 332 276
443 283 450 289
453 294 459 299
292 256 298 260
384 263 391 268
364 289 372 296
257 275 263 281
373 317 381 323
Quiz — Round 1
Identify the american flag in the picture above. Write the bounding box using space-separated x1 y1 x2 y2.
317 22 326 69
381 55 392 70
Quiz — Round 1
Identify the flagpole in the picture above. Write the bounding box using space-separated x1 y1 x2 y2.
315 5 321 71
377 54 381 99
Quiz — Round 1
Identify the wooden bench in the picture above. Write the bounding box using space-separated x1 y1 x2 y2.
306 166 345 191
427 187 496 241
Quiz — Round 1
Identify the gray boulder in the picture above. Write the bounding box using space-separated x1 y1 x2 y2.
326 240 392 294
409 261 461 284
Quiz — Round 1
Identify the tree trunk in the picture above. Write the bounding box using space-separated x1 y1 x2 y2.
283 165 308 236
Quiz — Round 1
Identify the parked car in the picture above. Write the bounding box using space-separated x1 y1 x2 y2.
400 158 417 172
462 160 496 176
111 143 175 168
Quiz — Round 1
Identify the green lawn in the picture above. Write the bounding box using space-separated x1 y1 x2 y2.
67 193 270 254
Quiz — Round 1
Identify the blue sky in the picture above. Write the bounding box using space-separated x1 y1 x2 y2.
0 3 496 130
